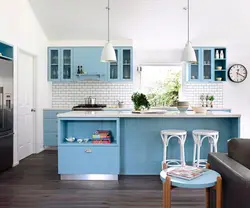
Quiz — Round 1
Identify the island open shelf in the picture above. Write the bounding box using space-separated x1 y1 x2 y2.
58 118 120 146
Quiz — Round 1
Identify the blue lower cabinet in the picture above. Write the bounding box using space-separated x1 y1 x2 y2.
44 119 58 132
44 133 58 146
58 146 120 174
43 110 70 146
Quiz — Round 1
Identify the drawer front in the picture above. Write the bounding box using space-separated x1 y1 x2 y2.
44 119 58 132
58 146 119 174
44 133 58 146
44 110 69 119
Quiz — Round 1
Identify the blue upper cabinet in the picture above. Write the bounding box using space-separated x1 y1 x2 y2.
188 48 201 81
61 48 73 81
108 47 133 82
0 42 13 61
108 49 119 81
73 47 107 81
187 47 226 82
48 46 133 82
48 48 60 81
48 48 73 82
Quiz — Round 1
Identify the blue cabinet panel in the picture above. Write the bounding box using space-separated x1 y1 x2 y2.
48 48 73 82
108 47 133 82
44 110 69 119
44 133 58 146
44 119 58 132
43 110 69 146
48 48 60 81
121 48 133 81
61 48 74 81
58 146 119 174
187 47 227 82
0 42 13 60
73 47 107 81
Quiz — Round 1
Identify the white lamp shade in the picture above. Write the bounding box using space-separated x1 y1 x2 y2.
101 42 117 62
182 41 197 63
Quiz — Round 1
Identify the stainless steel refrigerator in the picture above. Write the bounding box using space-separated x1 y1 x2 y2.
0 59 13 172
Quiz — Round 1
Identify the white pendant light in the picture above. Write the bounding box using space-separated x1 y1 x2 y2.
182 0 197 63
101 0 116 62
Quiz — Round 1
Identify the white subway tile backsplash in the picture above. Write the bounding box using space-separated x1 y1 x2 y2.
52 81 134 108
52 80 224 109
182 82 223 108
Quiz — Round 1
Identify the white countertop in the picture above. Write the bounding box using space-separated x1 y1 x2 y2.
57 111 241 118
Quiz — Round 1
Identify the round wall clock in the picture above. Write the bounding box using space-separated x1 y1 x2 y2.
228 64 247 83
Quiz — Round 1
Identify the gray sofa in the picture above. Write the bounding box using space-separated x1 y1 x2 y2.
208 139 250 208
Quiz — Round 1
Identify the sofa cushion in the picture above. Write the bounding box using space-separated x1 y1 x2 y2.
228 139 250 170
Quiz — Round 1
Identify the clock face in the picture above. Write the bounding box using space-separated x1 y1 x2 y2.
228 64 247 83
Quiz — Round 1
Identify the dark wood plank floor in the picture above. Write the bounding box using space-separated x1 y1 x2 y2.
0 151 205 208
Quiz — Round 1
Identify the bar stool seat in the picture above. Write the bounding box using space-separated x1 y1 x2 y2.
192 129 219 167
161 129 187 169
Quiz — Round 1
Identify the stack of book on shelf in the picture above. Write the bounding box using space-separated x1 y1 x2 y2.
92 130 112 144
165 166 209 180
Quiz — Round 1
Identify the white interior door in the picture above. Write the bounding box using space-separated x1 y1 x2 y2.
17 50 35 161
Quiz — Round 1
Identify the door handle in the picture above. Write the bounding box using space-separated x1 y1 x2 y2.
31 109 36 112
84 149 92 153
0 133 14 139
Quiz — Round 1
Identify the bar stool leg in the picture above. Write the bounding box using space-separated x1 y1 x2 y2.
182 134 186 166
193 143 197 166
162 135 168 169
216 176 222 208
163 176 171 208
210 141 214 153
197 144 201 167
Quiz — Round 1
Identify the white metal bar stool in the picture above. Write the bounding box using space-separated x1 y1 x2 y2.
192 129 219 167
161 130 187 169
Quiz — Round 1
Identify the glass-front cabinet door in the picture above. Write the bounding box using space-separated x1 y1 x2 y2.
108 49 119 80
49 49 60 81
121 48 132 80
202 48 214 81
189 49 200 81
61 49 73 81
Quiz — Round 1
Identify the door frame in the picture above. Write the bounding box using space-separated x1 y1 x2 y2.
16 48 37 161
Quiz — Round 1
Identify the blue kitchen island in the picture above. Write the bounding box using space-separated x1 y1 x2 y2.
57 111 240 180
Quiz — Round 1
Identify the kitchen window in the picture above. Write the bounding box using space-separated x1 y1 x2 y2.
139 65 182 107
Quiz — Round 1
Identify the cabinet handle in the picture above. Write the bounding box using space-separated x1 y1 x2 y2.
85 149 92 153
56 134 58 138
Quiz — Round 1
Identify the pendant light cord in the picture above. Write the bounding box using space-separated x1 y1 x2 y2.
187 0 190 42
106 0 110 42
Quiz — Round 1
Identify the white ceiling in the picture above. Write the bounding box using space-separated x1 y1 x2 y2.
29 0 188 41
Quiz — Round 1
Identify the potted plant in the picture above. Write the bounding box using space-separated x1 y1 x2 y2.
208 95 215 108
131 92 150 111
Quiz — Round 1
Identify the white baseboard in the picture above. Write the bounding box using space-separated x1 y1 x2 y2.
13 161 19 167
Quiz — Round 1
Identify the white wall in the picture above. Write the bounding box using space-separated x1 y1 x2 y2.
0 0 49 165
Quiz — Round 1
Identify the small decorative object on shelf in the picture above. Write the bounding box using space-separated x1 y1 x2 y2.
205 94 209 107
92 130 112 144
77 66 81 74
220 50 224 59
208 95 215 108
216 50 220 59
131 92 150 111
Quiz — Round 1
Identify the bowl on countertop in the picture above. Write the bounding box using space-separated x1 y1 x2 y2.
216 77 222 81
192 106 207 114
177 101 189 112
